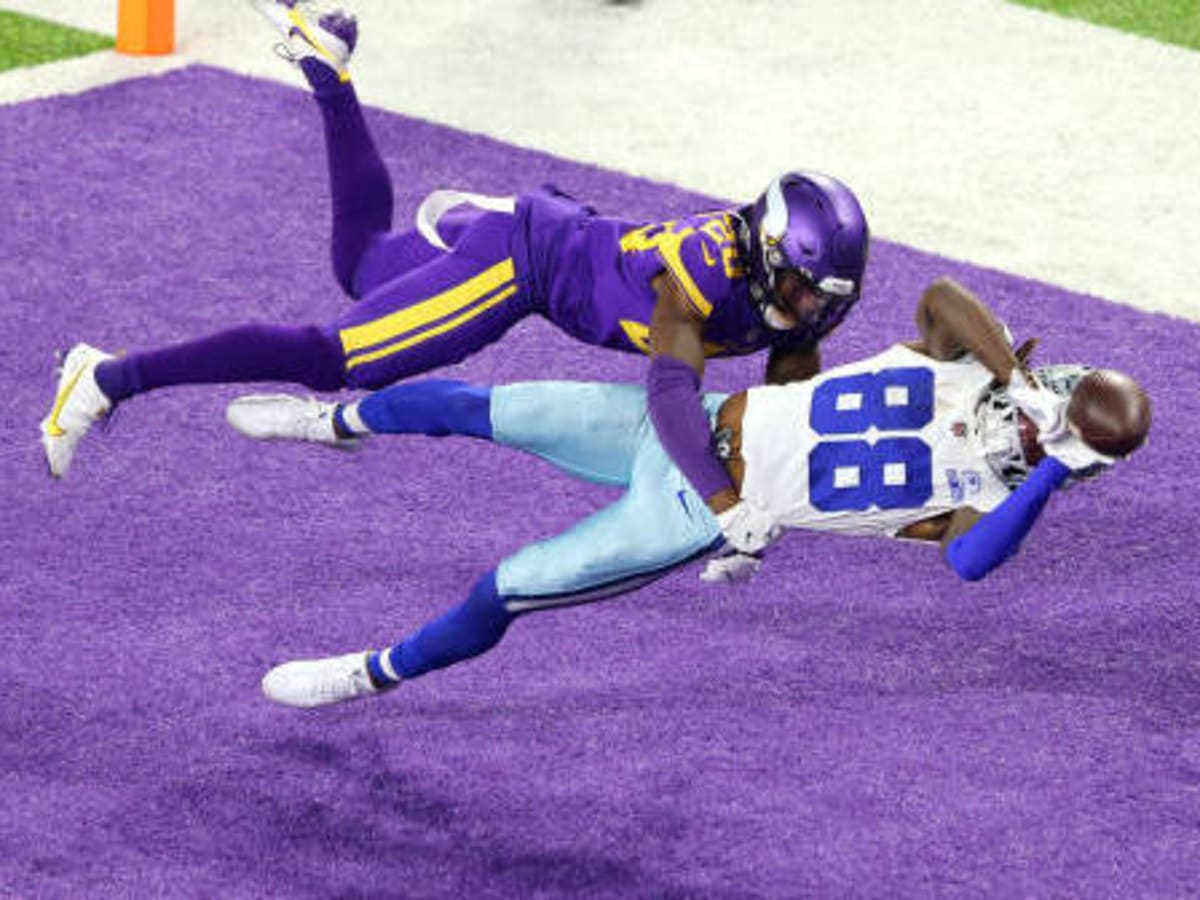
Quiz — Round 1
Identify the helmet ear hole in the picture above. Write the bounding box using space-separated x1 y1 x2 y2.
832 230 858 265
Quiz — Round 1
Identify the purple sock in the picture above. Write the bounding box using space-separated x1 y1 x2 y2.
93 323 346 403
308 77 394 297
298 57 339 91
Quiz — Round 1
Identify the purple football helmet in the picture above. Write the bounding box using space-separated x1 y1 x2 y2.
737 171 869 338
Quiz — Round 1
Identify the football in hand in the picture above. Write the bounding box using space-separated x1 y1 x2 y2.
1066 369 1151 458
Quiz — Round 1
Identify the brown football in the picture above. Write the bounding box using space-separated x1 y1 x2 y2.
1066 369 1151 458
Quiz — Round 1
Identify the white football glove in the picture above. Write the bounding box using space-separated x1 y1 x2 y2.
1042 425 1116 473
699 551 763 584
715 500 783 555
1007 369 1067 441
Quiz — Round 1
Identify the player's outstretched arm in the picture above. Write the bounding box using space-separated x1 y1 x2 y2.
939 458 1071 581
647 273 739 513
646 273 780 556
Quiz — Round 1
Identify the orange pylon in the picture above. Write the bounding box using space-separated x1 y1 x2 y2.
116 0 175 56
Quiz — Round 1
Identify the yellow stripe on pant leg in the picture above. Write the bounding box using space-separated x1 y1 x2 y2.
346 285 519 371
339 259 515 355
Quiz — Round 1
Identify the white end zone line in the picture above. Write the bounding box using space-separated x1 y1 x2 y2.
0 51 190 107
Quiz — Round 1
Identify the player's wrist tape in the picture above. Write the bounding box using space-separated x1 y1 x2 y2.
646 355 734 500
945 457 1070 581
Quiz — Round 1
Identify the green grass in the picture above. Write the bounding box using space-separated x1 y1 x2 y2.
1008 0 1200 51
0 10 113 73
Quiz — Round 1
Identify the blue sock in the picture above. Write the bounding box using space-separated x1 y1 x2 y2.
369 571 513 682
349 380 493 439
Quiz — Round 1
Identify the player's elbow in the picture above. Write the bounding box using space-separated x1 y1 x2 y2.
943 539 993 582
948 557 990 582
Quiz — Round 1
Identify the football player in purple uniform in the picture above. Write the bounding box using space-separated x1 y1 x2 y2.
40 0 869 558
222 277 1148 709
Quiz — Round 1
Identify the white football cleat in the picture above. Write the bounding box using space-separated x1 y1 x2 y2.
226 394 357 447
262 651 381 708
249 0 358 82
39 343 115 479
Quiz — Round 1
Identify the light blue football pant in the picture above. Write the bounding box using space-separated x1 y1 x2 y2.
357 379 729 682
489 382 727 611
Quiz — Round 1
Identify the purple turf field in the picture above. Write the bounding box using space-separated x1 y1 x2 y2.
3 66 1200 898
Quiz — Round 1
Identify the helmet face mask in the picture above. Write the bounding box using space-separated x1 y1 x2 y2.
742 171 869 337
1032 363 1091 399
977 363 1101 488
977 388 1040 490
767 266 856 335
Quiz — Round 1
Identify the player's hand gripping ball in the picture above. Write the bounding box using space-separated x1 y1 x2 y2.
1066 369 1151 458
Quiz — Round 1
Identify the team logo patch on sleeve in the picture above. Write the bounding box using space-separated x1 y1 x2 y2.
945 468 984 503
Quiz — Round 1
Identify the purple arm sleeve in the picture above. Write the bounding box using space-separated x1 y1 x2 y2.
646 355 734 501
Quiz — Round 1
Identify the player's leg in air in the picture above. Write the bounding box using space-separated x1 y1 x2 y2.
225 381 726 708
252 0 446 296
39 2 535 480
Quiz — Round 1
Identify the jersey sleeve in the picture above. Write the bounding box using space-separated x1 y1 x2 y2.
658 228 731 320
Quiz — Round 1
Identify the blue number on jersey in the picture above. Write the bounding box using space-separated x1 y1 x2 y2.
810 367 934 434
808 368 935 512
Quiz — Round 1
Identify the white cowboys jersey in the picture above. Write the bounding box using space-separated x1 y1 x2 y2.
739 344 1012 538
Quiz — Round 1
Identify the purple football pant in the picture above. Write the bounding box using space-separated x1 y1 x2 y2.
94 80 540 402
93 208 535 401
309 75 538 388
332 209 538 389
319 78 538 387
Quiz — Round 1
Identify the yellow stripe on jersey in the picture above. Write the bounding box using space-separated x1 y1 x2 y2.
345 284 519 371
339 259 515 355
618 219 719 319
618 319 727 358
619 319 653 353
656 232 713 319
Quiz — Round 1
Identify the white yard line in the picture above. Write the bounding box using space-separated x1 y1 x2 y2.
4 0 1198 319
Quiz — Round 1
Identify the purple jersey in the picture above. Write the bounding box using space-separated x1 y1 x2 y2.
514 186 789 358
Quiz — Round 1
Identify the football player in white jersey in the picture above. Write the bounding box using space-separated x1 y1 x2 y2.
224 278 1150 708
